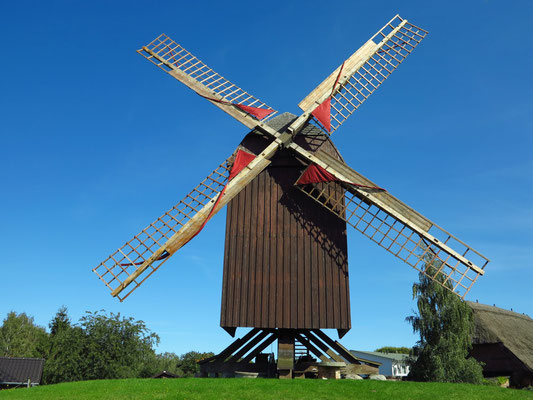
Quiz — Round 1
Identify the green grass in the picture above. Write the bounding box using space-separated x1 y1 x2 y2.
1 378 532 400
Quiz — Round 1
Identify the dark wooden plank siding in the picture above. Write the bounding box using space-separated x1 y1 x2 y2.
220 119 350 331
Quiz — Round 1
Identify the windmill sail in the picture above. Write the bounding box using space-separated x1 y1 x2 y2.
93 136 292 301
138 34 277 129
93 157 232 301
298 15 427 134
290 143 489 298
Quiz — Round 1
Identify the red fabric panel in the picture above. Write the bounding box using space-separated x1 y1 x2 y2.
312 98 331 132
229 150 256 181
296 163 338 185
297 163 387 191
192 185 227 242
196 93 275 121
310 61 344 133
235 104 274 120
196 94 274 121
333 61 345 93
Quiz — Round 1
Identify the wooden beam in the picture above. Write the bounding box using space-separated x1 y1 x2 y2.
312 330 365 365
242 332 279 363
295 333 330 363
277 331 295 371
142 47 260 130
227 330 270 363
200 328 261 364
343 363 381 375
304 331 345 363
240 332 276 364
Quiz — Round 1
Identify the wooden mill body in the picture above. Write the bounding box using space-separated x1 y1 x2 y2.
220 114 351 337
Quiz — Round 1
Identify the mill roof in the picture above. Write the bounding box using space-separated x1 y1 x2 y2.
350 350 409 363
0 357 45 385
467 301 533 371
264 112 345 160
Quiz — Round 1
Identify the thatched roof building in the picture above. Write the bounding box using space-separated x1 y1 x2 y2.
467 301 533 387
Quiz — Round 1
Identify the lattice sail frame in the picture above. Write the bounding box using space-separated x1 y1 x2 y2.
137 34 277 123
300 15 428 135
297 181 489 298
93 158 232 301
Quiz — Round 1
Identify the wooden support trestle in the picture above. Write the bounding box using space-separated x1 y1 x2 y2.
198 328 381 379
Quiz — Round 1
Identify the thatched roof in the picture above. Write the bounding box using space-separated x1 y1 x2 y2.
467 301 533 371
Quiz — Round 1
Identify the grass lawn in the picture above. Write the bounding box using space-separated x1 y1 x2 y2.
1 378 532 400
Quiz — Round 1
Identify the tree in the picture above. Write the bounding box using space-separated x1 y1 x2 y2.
79 310 159 380
374 346 411 355
0 308 215 384
147 352 184 377
406 257 484 384
141 351 216 378
43 308 161 383
0 311 48 358
43 325 86 384
179 351 214 377
49 305 71 336
42 307 85 384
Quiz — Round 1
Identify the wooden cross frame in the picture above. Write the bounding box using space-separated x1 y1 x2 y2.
93 14 489 302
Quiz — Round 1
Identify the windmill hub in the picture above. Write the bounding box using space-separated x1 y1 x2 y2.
93 15 489 379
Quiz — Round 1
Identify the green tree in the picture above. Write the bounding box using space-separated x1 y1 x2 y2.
406 257 484 384
179 351 215 377
142 351 216 378
42 307 86 384
374 346 411 355
49 305 71 336
152 352 184 377
0 311 48 358
79 310 159 380
43 326 86 384
0 308 167 384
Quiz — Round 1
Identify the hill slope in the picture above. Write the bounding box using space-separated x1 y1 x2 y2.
1 378 532 400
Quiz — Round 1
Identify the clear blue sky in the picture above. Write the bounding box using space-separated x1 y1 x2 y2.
1 0 532 355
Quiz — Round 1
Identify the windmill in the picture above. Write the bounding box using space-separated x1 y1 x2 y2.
93 15 490 379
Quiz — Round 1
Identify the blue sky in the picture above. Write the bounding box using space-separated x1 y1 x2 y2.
1 0 532 355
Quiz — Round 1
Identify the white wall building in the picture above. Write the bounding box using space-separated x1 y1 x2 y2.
350 350 410 378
